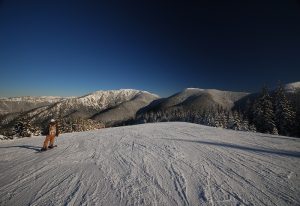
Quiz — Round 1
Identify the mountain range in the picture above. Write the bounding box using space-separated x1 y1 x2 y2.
0 82 299 138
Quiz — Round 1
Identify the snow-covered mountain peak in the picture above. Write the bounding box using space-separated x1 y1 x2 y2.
184 87 249 94
77 89 149 105
185 88 205 91
0 96 69 114
50 89 137 113
284 82 300 93
0 89 160 125
82 89 150 98
77 89 159 105
183 88 205 94
87 89 140 95
0 96 67 103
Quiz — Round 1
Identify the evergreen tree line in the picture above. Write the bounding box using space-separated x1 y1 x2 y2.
0 118 105 139
138 84 300 137
137 106 255 132
53 117 105 134
247 84 298 136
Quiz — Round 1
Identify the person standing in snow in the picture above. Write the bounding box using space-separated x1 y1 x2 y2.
41 119 59 151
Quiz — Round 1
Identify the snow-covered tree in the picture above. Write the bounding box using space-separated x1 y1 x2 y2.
273 83 296 136
232 111 242 130
253 87 277 134
13 121 33 137
249 124 257 132
240 115 250 131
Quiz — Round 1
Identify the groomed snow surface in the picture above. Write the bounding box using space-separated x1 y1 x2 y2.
0 122 299 206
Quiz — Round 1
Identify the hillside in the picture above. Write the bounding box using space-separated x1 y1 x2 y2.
0 90 159 136
0 96 68 115
91 91 159 126
24 89 158 124
138 88 248 114
0 122 299 205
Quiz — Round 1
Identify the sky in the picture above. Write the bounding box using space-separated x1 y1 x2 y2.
0 0 300 97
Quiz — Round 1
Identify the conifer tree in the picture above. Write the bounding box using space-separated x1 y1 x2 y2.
253 86 277 134
227 111 235 129
273 83 295 136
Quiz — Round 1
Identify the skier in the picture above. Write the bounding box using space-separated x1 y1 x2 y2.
41 119 59 151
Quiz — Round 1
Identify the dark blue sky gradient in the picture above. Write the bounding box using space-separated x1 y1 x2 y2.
1 0 300 97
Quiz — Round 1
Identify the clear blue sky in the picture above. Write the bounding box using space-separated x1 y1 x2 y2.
1 0 300 97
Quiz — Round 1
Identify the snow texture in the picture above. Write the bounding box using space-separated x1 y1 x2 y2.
0 122 299 206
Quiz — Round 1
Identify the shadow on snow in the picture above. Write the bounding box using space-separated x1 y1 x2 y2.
0 145 42 152
162 138 300 158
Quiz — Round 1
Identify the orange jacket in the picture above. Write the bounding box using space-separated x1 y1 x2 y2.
47 122 59 136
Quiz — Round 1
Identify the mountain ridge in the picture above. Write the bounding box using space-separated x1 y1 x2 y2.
0 89 160 137
0 82 299 138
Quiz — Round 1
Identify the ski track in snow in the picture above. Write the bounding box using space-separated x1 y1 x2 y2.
0 122 299 206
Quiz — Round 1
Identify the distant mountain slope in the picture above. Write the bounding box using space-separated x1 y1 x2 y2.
91 91 159 126
0 96 67 115
0 90 159 134
139 88 248 114
0 122 299 205
284 81 300 93
25 89 158 125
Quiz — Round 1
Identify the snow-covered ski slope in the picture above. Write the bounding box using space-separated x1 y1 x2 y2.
0 122 299 206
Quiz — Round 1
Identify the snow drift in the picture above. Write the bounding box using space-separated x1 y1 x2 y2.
0 122 299 205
